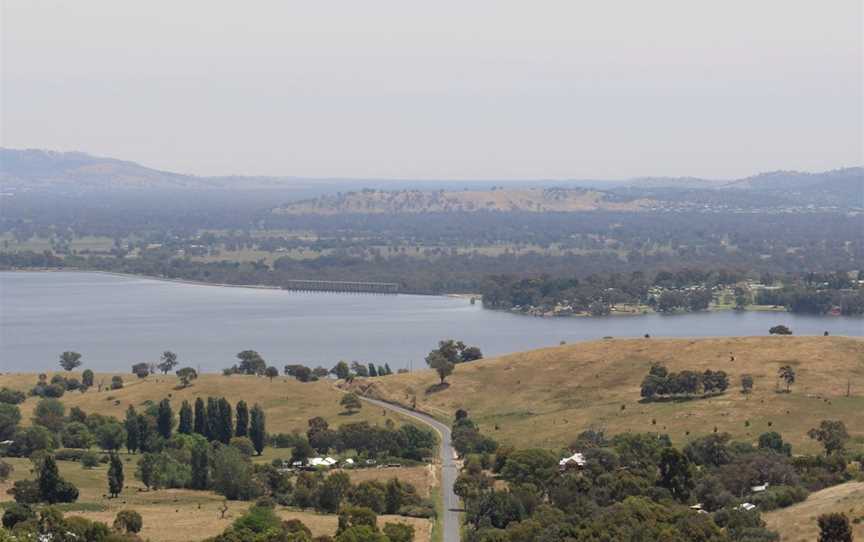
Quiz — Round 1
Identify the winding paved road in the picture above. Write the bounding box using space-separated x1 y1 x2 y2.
359 396 461 542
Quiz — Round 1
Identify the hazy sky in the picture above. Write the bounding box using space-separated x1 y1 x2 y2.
2 1 861 179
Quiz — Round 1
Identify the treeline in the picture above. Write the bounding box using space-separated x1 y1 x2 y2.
3 209 862 294
299 416 437 463
757 287 864 315
207 500 418 542
480 268 743 313
640 364 730 400
453 411 857 542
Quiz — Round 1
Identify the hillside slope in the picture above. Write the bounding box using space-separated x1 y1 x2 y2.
0 373 400 435
347 336 864 453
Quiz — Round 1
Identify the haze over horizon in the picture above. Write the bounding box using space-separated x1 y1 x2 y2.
2 0 862 180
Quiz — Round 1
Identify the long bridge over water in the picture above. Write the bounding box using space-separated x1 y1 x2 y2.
281 279 399 294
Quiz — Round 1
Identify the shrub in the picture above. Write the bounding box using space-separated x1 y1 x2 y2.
0 460 12 481
230 437 256 457
80 451 100 469
2 503 34 529
0 388 26 404
113 509 143 533
111 376 124 390
55 449 88 462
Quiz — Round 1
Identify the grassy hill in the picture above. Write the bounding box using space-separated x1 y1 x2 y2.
346 336 864 454
763 481 864 541
0 372 402 436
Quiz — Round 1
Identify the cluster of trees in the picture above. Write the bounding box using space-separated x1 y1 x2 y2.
454 418 858 542
123 396 266 455
756 281 864 315
7 454 79 505
205 500 417 542
1 506 144 542
480 269 745 314
424 340 483 385
640 364 730 400
0 399 135 458
452 410 499 457
302 417 437 463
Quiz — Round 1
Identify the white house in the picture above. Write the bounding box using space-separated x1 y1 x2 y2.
559 452 586 469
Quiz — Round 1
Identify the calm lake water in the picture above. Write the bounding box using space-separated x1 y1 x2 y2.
1 271 861 373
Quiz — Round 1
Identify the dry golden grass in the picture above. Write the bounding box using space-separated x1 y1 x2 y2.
0 373 403 436
349 336 864 453
763 481 864 541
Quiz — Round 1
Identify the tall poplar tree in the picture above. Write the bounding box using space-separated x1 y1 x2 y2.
193 397 206 435
217 398 233 444
206 397 219 441
249 404 266 456
124 405 139 453
178 400 193 434
108 453 124 498
156 398 173 439
235 400 249 437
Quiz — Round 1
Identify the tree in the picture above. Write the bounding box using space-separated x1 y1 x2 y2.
33 398 65 433
319 471 352 513
107 453 124 498
340 393 362 414
249 404 266 455
460 346 483 362
81 369 94 389
176 367 197 388
332 361 351 380
157 398 173 439
778 365 796 392
38 455 78 503
190 442 210 490
38 455 62 503
758 431 792 456
658 447 693 502
0 404 21 441
110 375 123 390
383 522 414 542
206 397 220 441
740 374 754 395
351 362 369 378
235 400 249 437
368 364 378 378
236 350 266 375
265 366 279 381
425 351 454 385
61 422 93 449
178 400 193 434
193 397 206 435
132 362 150 378
96 422 127 452
211 445 261 500
769 325 793 335
113 510 142 533
217 398 233 444
158 350 179 374
818 512 852 542
59 351 82 371
808 420 849 456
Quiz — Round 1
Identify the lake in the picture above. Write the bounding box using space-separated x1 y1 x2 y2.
1 271 861 373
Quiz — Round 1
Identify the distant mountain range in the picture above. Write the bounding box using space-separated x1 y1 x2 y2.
1 148 860 211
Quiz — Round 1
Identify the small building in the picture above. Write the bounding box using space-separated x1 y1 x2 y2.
559 452 586 470
736 503 757 512
750 483 769 493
